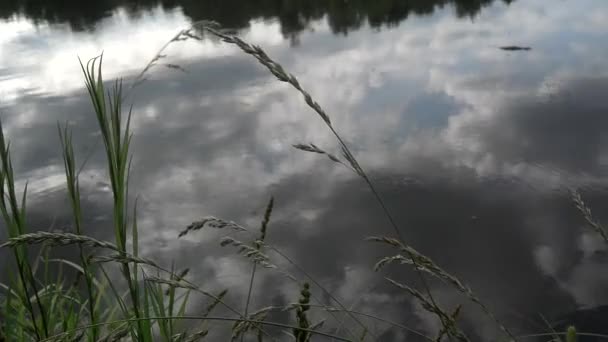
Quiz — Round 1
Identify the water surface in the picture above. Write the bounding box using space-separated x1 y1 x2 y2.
2 0 608 339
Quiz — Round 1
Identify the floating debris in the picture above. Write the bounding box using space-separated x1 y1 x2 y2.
499 46 531 51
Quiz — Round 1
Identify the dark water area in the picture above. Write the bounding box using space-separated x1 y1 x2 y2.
1 0 608 340
0 0 513 35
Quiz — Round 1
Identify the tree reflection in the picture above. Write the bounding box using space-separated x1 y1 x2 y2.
0 0 514 35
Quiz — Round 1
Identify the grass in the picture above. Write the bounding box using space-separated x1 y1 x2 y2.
0 22 604 342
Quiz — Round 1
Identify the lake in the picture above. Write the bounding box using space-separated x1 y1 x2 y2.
1 0 608 340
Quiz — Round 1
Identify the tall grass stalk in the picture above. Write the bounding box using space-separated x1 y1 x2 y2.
0 121 49 338
58 124 99 340
242 196 273 342
79 54 150 341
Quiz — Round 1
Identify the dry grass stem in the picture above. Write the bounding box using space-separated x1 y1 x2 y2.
90 254 160 268
293 143 357 173
0 232 120 252
179 217 247 237
202 289 229 317
386 278 470 342
219 237 277 269
183 329 209 342
572 190 608 243
369 236 515 340
231 308 270 341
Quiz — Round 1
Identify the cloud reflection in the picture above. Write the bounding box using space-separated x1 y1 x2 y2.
2 0 608 338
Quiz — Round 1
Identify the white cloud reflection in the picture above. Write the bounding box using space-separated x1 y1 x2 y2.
0 6 286 103
2 0 608 338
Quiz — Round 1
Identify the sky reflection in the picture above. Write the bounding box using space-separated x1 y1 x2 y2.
1 0 608 339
